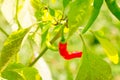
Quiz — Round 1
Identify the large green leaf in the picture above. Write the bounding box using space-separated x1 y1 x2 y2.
0 28 30 72
1 63 41 80
22 67 41 80
67 0 92 38
2 70 24 80
75 47 113 80
93 30 119 64
1 63 25 80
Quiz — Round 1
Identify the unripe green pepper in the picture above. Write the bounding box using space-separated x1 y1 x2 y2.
105 0 120 20
82 0 103 34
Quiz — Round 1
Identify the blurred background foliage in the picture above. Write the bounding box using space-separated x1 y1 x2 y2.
0 0 120 80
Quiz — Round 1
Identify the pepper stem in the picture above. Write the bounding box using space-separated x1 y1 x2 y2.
79 34 86 47
61 26 66 43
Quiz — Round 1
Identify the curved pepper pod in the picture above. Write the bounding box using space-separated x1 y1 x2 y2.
59 42 82 60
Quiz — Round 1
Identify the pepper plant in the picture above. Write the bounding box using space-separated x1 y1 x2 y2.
0 0 120 80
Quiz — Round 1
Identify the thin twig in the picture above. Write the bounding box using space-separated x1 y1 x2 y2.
0 27 9 37
15 0 22 29
79 34 86 47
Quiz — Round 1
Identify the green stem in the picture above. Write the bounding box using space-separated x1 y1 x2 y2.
15 0 22 29
28 37 35 65
0 27 9 37
29 28 61 66
29 46 47 67
79 34 86 47
61 26 66 42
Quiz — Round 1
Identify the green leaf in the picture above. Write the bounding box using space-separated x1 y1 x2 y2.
41 0 48 4
48 0 63 10
0 28 30 72
41 23 50 47
93 30 119 64
3 63 25 71
30 0 43 10
63 0 71 8
75 47 113 80
67 0 92 38
1 63 41 80
35 10 44 21
2 71 24 80
0 76 7 80
1 63 25 80
48 7 55 16
30 0 45 21
22 67 41 80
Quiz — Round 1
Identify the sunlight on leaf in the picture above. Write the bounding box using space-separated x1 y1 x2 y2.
0 28 30 72
64 27 69 33
67 0 92 38
30 0 43 10
49 0 63 10
0 76 7 80
42 10 55 22
51 0 56 4
93 30 119 64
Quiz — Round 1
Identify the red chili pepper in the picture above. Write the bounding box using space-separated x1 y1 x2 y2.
59 42 82 60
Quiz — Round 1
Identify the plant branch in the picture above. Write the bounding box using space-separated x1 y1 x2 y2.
15 0 22 29
0 27 9 37
29 28 61 66
79 34 86 47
